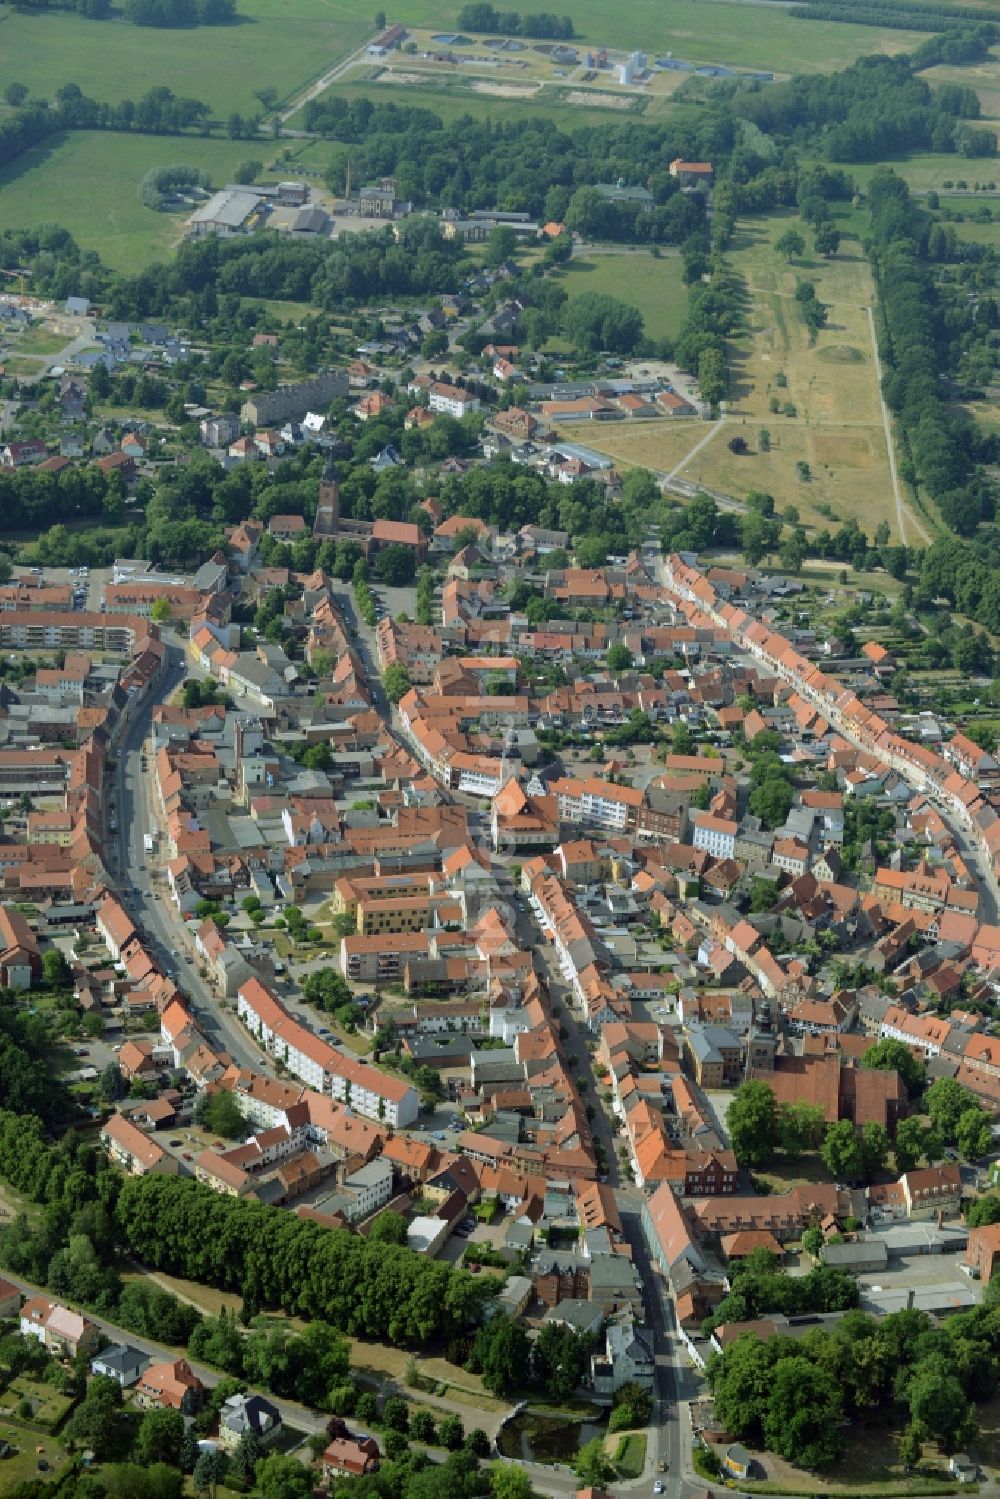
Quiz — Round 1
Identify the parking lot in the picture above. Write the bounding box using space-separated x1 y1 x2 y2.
408 1102 468 1154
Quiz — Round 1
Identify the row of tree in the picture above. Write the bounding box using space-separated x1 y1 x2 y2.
917 535 1000 634
124 0 236 23
456 3 575 36
0 85 213 178
868 169 994 536
114 1174 497 1343
17 0 233 18
793 1 999 35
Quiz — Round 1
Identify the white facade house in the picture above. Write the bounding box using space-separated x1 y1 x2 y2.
552 777 642 832
690 812 738 860
428 382 480 418
342 1158 394 1221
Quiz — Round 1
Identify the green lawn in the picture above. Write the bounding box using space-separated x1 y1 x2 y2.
613 1430 647 1480
0 0 373 116
0 132 262 272
0 1425 71 1489
557 251 689 341
11 327 73 355
933 196 1000 246
847 152 992 193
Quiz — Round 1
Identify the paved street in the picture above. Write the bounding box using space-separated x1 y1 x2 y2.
109 642 264 1072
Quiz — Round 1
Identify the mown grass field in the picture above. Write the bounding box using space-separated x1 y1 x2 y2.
849 150 999 193
556 251 689 342
0 132 261 271
921 44 1000 118
0 0 372 116
559 210 911 536
936 196 1000 246
684 420 900 536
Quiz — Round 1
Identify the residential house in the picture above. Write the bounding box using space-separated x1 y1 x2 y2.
964 1224 1000 1283
219 1393 283 1451
91 1345 148 1388
20 1297 99 1357
591 1316 655 1396
135 1358 204 1413
900 1164 962 1220
100 1113 179 1177
428 382 480 418
323 1436 381 1477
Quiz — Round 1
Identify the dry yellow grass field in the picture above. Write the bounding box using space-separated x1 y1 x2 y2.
552 419 706 474
681 421 899 532
695 214 904 531
724 219 882 425
560 212 912 534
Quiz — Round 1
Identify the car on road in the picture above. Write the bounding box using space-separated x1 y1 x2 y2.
653 1483 664 1494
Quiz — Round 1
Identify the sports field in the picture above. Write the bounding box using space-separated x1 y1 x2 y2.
0 0 372 117
0 131 256 272
558 252 690 342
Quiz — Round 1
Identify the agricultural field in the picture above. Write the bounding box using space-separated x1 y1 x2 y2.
0 132 264 272
557 251 689 342
519 0 929 71
0 0 372 116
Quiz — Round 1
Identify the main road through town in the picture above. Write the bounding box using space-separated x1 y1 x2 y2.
109 637 264 1073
